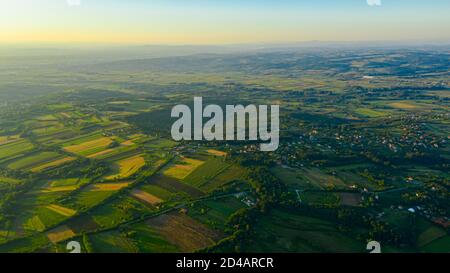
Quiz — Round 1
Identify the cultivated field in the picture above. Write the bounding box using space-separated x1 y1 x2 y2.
146 212 222 252
163 157 204 180
105 155 145 180
131 189 163 206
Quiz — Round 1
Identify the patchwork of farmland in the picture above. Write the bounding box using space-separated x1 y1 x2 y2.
105 155 146 180
62 182 132 210
247 209 365 253
6 152 57 170
1 47 449 254
64 137 114 157
146 212 223 252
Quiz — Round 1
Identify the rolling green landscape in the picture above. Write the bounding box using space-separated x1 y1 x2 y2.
0 45 448 253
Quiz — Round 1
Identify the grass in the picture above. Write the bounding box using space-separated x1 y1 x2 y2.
46 205 77 217
0 135 20 145
151 174 204 198
86 182 131 191
105 155 145 180
40 186 78 193
59 132 104 146
49 178 88 187
183 157 229 188
248 208 364 252
127 223 179 253
144 138 178 149
89 231 138 253
46 225 76 244
23 206 69 232
299 192 340 207
163 157 205 180
301 168 346 189
189 197 246 230
0 234 50 253
68 191 116 210
146 212 222 252
335 170 383 191
271 166 314 189
207 149 227 156
64 137 113 156
24 216 46 232
32 125 65 136
421 236 450 253
67 183 131 209
271 166 347 190
0 176 21 190
87 148 115 159
7 152 61 170
131 189 163 206
92 145 138 161
0 140 35 161
388 101 419 109
354 108 387 118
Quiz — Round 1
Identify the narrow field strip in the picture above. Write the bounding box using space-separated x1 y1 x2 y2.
46 205 77 217
131 189 163 205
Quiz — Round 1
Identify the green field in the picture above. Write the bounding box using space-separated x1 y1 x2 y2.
182 157 230 188
88 231 138 253
140 184 174 200
122 224 179 253
23 207 68 232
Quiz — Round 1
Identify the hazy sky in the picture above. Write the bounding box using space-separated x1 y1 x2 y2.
1 0 449 44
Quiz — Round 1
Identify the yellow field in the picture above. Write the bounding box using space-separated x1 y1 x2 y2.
106 155 145 180
46 205 77 217
131 189 163 205
389 102 418 109
147 212 221 252
0 135 20 146
31 157 76 173
87 182 131 192
163 157 205 180
64 137 112 154
46 225 76 244
108 101 130 105
207 149 227 156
